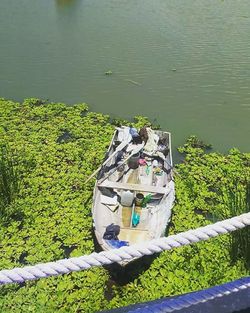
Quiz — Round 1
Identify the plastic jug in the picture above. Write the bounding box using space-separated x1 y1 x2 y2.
120 190 134 207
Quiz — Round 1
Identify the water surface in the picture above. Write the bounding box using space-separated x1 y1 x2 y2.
0 0 250 153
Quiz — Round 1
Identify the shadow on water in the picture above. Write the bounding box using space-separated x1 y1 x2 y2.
104 253 158 285
55 0 80 8
103 255 159 301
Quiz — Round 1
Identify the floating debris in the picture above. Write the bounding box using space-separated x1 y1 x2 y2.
105 70 113 75
124 79 142 86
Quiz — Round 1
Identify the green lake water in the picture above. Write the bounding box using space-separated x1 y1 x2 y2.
0 0 249 154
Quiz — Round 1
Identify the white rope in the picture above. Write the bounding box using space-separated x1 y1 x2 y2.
0 213 249 285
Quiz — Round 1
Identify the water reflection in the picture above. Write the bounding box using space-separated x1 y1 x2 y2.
55 0 78 8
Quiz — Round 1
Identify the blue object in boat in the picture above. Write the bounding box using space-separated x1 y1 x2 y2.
129 127 139 138
106 240 129 248
132 212 140 227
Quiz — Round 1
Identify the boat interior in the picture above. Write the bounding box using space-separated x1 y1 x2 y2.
93 128 173 248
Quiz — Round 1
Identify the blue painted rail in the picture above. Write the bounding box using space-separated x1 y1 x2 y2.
101 276 250 313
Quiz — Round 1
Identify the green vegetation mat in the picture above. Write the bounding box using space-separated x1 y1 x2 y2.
0 98 249 312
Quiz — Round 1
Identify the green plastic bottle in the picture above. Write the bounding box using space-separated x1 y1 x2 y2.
141 194 152 208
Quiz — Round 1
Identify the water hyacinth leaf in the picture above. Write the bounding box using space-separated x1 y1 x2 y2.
0 98 249 312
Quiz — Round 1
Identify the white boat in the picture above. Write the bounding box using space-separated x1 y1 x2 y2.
91 126 175 264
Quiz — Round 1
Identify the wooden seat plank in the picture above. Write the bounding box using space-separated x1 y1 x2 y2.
98 180 167 194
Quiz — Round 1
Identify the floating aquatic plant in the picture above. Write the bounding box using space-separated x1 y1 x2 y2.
0 98 249 312
105 70 113 75
0 144 19 221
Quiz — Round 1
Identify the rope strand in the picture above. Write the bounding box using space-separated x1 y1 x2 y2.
0 213 249 285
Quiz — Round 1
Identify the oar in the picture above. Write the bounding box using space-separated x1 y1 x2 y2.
145 150 180 177
164 159 180 177
156 152 180 177
84 140 129 185
97 143 144 185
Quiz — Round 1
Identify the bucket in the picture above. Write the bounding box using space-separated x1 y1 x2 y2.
135 193 144 206
128 153 140 169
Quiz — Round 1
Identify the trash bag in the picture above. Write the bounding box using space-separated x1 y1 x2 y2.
129 127 139 137
103 223 120 240
139 126 148 143
158 137 169 156
99 187 117 198
130 127 142 144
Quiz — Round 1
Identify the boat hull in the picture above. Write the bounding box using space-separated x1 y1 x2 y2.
91 127 175 265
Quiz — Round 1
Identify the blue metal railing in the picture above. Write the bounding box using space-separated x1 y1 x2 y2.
101 276 250 313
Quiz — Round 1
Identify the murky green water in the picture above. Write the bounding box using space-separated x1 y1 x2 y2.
0 0 249 153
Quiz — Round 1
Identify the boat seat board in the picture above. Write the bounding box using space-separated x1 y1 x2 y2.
119 228 151 245
98 180 167 194
122 206 132 228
